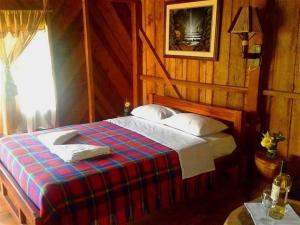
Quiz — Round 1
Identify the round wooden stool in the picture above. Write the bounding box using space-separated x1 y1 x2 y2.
224 199 300 225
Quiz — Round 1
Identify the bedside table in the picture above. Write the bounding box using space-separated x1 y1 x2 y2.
224 199 300 225
254 151 282 181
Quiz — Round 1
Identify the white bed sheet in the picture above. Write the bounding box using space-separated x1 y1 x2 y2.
203 132 236 159
106 116 236 179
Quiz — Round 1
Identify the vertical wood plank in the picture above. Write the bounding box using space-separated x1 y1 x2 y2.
199 61 207 103
287 1 300 158
187 60 199 102
268 0 298 158
206 61 214 104
155 0 165 96
145 0 156 97
175 58 184 97
213 0 233 106
181 59 187 99
82 0 95 122
227 0 249 109
142 0 148 103
168 58 177 98
131 1 143 107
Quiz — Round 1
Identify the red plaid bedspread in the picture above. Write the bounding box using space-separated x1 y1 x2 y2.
0 121 207 225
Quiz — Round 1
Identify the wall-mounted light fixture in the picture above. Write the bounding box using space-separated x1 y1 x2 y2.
228 6 262 59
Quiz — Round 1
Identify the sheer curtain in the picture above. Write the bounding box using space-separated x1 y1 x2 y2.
11 29 56 132
0 10 56 134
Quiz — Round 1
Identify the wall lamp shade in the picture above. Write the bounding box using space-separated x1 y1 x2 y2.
228 6 262 59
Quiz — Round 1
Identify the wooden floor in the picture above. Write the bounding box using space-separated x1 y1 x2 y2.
0 186 247 225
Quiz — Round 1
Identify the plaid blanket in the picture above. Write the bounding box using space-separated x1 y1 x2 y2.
0 121 207 225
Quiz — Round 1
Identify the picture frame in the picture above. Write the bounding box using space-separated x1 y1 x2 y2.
164 0 221 60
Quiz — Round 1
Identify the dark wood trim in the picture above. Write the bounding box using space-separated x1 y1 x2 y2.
139 28 182 98
131 1 143 107
82 0 95 122
263 90 300 100
140 75 248 93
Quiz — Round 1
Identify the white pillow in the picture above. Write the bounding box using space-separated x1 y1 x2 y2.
162 113 228 136
131 104 179 122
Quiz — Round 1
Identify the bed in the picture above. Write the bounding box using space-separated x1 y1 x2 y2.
0 94 244 225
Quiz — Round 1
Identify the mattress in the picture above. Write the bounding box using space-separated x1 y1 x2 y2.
204 132 236 159
107 116 236 178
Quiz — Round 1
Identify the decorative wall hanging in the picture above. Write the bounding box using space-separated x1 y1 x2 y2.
164 0 221 60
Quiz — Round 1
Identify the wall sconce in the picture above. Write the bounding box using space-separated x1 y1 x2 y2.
228 6 262 59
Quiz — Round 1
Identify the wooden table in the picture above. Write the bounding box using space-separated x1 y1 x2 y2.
224 199 300 225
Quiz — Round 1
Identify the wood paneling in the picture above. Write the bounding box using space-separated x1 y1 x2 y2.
50 0 134 124
89 0 132 121
141 0 300 161
141 0 260 111
262 0 300 161
48 0 89 126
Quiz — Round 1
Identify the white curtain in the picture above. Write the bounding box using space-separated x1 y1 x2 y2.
13 29 56 132
0 28 56 133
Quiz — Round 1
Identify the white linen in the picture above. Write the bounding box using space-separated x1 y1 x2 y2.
106 116 215 179
37 130 78 148
244 202 300 225
131 104 179 122
50 144 111 163
162 113 228 136
37 130 111 163
203 132 236 158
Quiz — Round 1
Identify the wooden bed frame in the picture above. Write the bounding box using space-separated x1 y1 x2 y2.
148 94 245 186
0 94 244 225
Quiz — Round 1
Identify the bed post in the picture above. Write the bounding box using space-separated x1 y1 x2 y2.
131 0 143 107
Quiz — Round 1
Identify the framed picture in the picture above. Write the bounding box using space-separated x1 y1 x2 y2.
164 0 221 60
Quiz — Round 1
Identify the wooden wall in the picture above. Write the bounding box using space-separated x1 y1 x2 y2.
49 0 89 126
88 0 132 121
141 0 300 163
261 0 300 179
49 0 133 124
141 0 261 109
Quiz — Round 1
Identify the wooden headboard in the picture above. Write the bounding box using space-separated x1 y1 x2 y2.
148 94 245 147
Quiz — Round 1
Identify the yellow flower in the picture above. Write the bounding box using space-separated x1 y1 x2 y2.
261 132 273 149
124 101 130 108
261 137 272 149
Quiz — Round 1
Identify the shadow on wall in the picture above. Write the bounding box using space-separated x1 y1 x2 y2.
288 155 300 200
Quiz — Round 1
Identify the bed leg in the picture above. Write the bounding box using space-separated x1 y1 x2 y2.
208 172 217 190
208 166 240 190
1 182 7 195
19 209 27 224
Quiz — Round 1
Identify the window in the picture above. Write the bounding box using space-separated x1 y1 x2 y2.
0 29 56 132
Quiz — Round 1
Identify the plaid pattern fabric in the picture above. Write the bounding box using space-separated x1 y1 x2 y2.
0 121 207 225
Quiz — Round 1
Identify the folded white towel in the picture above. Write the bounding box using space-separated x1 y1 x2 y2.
50 144 111 163
37 130 111 162
37 130 78 148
